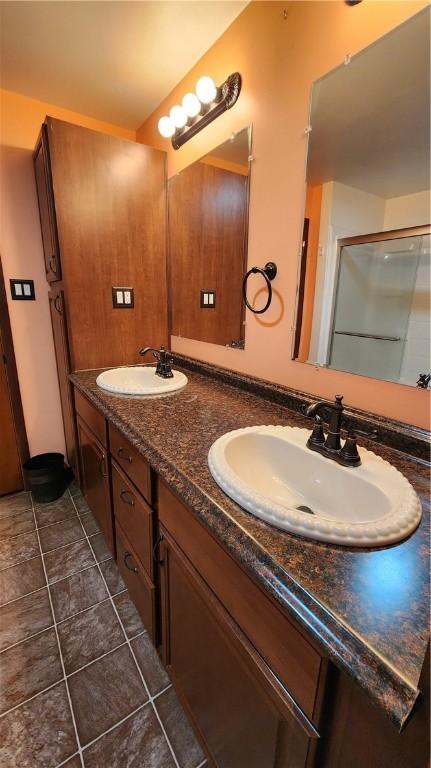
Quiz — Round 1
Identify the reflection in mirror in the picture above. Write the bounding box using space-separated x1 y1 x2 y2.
168 126 251 348
293 8 430 387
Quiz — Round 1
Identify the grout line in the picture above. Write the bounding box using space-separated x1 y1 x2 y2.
39 534 87 557
195 761 207 768
30 495 86 768
55 595 112 627
151 682 173 701
66 640 128 679
0 623 53 656
53 751 81 768
0 584 47 610
0 679 62 720
79 700 151 752
0 525 37 543
71 496 182 768
0 552 44 574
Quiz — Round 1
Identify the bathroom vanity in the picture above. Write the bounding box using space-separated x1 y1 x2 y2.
70 357 430 768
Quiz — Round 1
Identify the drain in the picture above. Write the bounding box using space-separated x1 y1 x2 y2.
296 505 314 515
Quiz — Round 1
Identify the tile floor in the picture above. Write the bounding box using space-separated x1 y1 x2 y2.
0 483 206 768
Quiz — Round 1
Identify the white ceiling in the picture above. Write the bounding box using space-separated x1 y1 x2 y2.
0 1 247 129
307 7 430 199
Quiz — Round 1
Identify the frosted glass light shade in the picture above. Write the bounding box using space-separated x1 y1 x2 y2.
158 116 174 138
196 76 217 104
182 92 201 118
170 105 187 129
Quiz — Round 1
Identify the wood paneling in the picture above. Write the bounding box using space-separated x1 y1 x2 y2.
76 415 114 554
109 423 151 504
47 117 168 370
0 332 22 495
48 289 78 476
158 480 323 723
168 161 247 346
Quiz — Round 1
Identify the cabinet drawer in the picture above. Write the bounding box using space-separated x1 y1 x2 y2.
116 521 156 642
75 390 107 448
112 461 153 579
158 480 323 722
109 424 151 504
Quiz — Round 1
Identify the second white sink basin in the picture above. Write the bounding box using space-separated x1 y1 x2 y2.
96 366 187 396
208 426 421 547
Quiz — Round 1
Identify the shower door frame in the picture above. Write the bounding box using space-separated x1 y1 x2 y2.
327 223 431 371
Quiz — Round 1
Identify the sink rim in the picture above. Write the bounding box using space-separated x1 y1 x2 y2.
208 425 422 547
96 365 188 396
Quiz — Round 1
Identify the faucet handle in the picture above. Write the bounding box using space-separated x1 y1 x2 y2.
335 394 344 406
308 415 325 446
339 431 361 467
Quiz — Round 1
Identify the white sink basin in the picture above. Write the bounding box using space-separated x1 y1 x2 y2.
208 426 421 547
96 366 187 396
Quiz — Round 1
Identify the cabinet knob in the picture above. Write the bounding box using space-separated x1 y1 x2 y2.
120 489 134 506
124 551 138 573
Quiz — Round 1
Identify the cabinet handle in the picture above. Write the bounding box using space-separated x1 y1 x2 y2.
124 551 138 573
49 257 57 274
99 455 108 478
152 533 164 565
120 489 134 506
53 295 62 314
117 447 132 464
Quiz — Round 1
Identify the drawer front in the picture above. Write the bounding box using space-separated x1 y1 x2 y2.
74 389 107 448
158 480 323 722
112 461 153 579
116 521 156 642
109 424 151 504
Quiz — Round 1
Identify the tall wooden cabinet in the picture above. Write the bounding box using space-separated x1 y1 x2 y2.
33 117 169 471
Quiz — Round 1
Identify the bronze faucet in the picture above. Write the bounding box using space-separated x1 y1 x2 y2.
139 346 174 379
303 395 362 467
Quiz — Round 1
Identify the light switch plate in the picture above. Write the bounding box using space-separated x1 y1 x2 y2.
112 287 134 308
200 289 216 308
10 279 35 301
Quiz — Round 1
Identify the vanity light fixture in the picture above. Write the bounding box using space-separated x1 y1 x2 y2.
157 73 242 150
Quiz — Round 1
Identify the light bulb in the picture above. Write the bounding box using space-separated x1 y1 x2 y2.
158 116 174 138
169 105 187 129
182 92 201 118
196 76 217 105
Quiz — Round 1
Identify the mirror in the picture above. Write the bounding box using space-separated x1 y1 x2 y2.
293 8 430 387
168 126 251 348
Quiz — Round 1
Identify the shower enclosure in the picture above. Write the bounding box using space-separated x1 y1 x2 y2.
328 227 430 385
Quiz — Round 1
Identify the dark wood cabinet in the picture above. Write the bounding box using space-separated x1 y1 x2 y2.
48 289 78 476
159 527 312 768
33 124 61 282
76 414 114 555
115 521 156 643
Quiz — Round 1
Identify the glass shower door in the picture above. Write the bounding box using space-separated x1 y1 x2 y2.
329 234 427 383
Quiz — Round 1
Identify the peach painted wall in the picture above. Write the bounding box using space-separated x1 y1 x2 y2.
137 1 430 430
0 89 135 457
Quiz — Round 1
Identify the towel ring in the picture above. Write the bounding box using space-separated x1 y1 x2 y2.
242 262 277 314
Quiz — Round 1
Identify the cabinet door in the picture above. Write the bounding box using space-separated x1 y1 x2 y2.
159 532 310 768
49 290 78 477
77 416 114 554
33 124 61 282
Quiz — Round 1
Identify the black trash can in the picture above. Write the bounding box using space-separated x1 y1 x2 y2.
23 453 66 503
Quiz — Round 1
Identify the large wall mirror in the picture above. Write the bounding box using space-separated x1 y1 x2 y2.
168 126 251 349
293 8 430 388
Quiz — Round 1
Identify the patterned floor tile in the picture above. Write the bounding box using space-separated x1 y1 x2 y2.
0 587 53 652
50 564 108 622
99 559 126 596
0 556 45 607
0 682 77 768
44 540 95 584
131 633 170 696
155 686 205 768
0 492 32 519
35 495 77 528
0 531 39 570
113 590 146 638
0 627 63 715
0 509 35 540
88 533 111 563
58 600 124 674
68 644 148 745
82 704 176 768
39 517 85 554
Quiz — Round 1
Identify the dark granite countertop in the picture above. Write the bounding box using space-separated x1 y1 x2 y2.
70 364 430 730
